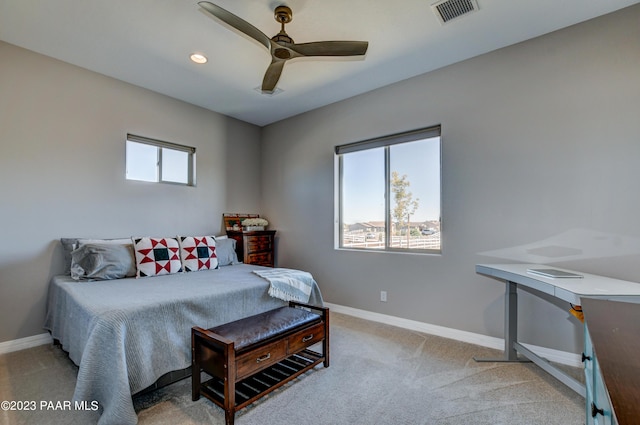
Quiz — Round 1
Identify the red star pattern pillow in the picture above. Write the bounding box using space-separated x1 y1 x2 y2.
132 237 182 277
179 236 218 272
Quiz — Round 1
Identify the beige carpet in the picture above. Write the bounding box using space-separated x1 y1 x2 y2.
0 312 584 424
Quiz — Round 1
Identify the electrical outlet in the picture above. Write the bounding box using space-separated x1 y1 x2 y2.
380 291 387 302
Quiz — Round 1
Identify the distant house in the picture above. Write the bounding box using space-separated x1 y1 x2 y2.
347 221 439 233
347 221 385 233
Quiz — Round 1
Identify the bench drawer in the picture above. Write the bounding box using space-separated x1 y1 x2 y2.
236 339 287 380
288 322 325 353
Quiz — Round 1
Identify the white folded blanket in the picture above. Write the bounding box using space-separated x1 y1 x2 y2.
253 268 316 303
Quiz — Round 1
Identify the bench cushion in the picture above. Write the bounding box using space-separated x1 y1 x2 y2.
210 306 321 350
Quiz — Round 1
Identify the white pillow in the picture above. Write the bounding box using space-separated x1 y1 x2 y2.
132 237 183 277
179 236 218 272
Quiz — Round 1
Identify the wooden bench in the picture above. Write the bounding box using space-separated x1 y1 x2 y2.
191 301 329 425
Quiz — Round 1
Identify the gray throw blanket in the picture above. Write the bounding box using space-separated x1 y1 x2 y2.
253 268 316 303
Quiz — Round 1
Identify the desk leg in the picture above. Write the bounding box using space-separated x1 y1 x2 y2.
474 281 528 362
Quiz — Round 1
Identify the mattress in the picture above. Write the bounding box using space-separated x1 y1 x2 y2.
44 264 323 425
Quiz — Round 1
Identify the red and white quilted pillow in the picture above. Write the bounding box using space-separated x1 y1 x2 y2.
132 237 182 277
179 236 218 272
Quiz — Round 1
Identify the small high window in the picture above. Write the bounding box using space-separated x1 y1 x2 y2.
126 134 195 186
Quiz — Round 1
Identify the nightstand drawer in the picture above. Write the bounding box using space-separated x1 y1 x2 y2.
247 252 273 266
247 236 272 253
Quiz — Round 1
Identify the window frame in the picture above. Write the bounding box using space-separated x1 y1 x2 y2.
126 134 196 186
335 125 442 254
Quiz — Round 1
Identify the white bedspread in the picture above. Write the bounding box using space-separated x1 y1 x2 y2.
44 264 323 425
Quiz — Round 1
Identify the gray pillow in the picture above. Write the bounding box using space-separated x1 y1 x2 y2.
70 243 136 281
61 237 132 275
61 238 80 275
216 238 239 266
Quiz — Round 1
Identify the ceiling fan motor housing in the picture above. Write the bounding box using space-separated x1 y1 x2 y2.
272 4 294 49
272 5 294 58
274 6 292 23
273 46 292 59
272 33 294 44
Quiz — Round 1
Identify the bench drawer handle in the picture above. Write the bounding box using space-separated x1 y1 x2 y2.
256 353 271 363
302 334 313 343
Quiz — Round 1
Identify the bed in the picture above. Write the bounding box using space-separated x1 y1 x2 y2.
44 237 323 425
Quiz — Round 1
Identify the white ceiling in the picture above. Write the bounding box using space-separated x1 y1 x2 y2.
1 0 638 126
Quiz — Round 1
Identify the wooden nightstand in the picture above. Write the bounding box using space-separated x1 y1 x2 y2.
226 230 276 267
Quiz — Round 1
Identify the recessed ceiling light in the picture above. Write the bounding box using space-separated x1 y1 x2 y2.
189 53 208 64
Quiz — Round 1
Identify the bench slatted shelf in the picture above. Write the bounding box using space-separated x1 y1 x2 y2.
192 301 329 425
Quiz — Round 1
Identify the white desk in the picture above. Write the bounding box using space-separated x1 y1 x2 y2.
475 263 640 397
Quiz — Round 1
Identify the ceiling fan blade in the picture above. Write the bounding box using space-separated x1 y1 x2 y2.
198 1 270 50
290 41 369 57
261 60 286 92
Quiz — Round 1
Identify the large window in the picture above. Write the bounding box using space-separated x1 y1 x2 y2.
126 134 196 186
336 126 441 253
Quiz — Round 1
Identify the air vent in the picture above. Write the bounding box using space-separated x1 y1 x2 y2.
431 0 479 24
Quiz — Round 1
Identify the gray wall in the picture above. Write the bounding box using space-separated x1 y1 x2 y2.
261 5 640 353
2 5 639 353
0 41 262 343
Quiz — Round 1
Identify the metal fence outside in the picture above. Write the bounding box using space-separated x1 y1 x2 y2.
343 233 440 250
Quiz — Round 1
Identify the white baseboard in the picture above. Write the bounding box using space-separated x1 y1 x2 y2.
0 333 52 355
0 307 582 367
324 302 582 368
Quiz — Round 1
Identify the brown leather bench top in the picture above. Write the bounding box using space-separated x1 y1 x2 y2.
209 306 321 351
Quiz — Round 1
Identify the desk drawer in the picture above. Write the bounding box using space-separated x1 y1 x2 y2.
593 360 614 425
584 325 594 390
236 340 286 380
288 322 325 353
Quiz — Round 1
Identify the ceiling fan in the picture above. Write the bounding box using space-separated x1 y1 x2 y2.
198 1 369 93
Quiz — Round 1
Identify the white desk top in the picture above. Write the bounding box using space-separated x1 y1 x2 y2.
476 263 640 304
